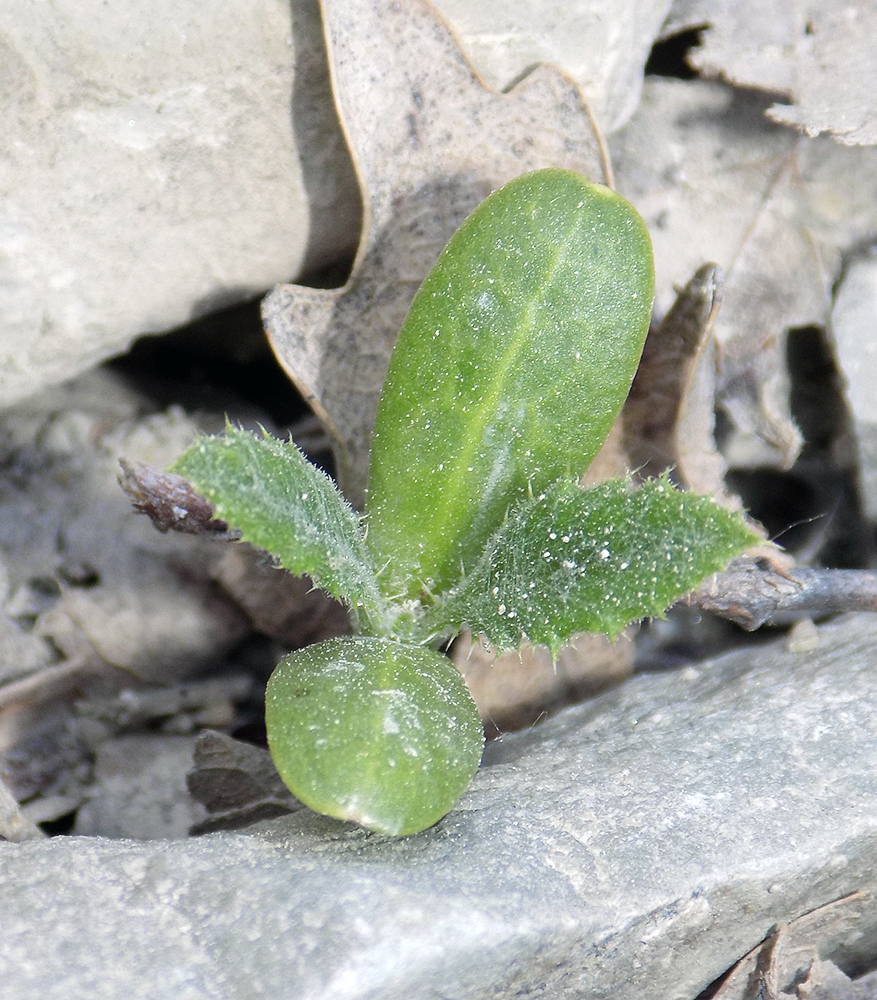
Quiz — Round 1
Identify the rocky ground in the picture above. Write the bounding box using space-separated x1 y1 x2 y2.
3 1 877 997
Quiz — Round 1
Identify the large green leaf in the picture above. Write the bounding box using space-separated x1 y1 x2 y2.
366 169 654 603
172 426 389 634
431 476 759 654
265 636 484 836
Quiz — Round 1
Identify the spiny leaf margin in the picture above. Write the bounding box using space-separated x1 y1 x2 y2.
172 426 389 633
432 475 759 654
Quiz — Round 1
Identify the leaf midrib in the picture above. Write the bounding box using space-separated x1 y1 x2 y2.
420 209 582 594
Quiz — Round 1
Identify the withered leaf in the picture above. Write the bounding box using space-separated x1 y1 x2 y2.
623 263 728 496
453 630 633 735
668 0 877 146
430 0 673 134
187 730 300 835
706 891 872 1000
613 77 877 469
118 459 237 538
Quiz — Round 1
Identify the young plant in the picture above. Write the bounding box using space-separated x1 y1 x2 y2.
172 169 757 836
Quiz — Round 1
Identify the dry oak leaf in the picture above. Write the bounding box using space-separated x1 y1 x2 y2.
667 0 877 146
623 262 728 497
262 0 605 506
613 78 877 468
431 0 673 134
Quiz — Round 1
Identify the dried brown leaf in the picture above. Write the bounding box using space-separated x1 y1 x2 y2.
614 78 877 470
213 546 351 648
263 0 606 504
453 630 633 734
666 0 800 93
624 263 729 495
670 0 877 147
708 892 873 1000
831 251 877 522
766 4 877 146
187 730 300 835
431 0 673 133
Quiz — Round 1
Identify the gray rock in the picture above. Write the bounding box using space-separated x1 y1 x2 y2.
4 613 877 998
831 250 877 522
0 0 360 408
72 735 206 840
0 0 672 412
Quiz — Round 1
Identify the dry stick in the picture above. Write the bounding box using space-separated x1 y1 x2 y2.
685 556 877 630
0 654 104 713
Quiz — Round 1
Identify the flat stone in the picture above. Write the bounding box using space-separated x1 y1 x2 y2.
0 0 360 408
72 735 206 839
3 613 877 998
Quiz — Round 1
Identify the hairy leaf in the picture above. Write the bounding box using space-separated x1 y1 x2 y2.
265 636 484 836
172 427 389 634
433 476 759 654
366 169 655 602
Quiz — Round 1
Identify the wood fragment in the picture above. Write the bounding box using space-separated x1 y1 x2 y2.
0 654 105 713
686 556 877 630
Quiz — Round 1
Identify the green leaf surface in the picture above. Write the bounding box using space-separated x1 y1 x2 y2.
265 636 484 836
433 477 759 654
172 427 389 633
366 168 654 602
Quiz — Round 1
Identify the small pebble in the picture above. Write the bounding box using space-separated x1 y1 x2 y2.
785 618 820 654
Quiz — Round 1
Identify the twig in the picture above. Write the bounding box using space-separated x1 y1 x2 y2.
0 654 105 713
685 555 877 630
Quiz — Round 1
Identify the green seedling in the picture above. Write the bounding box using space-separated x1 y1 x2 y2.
173 169 757 836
